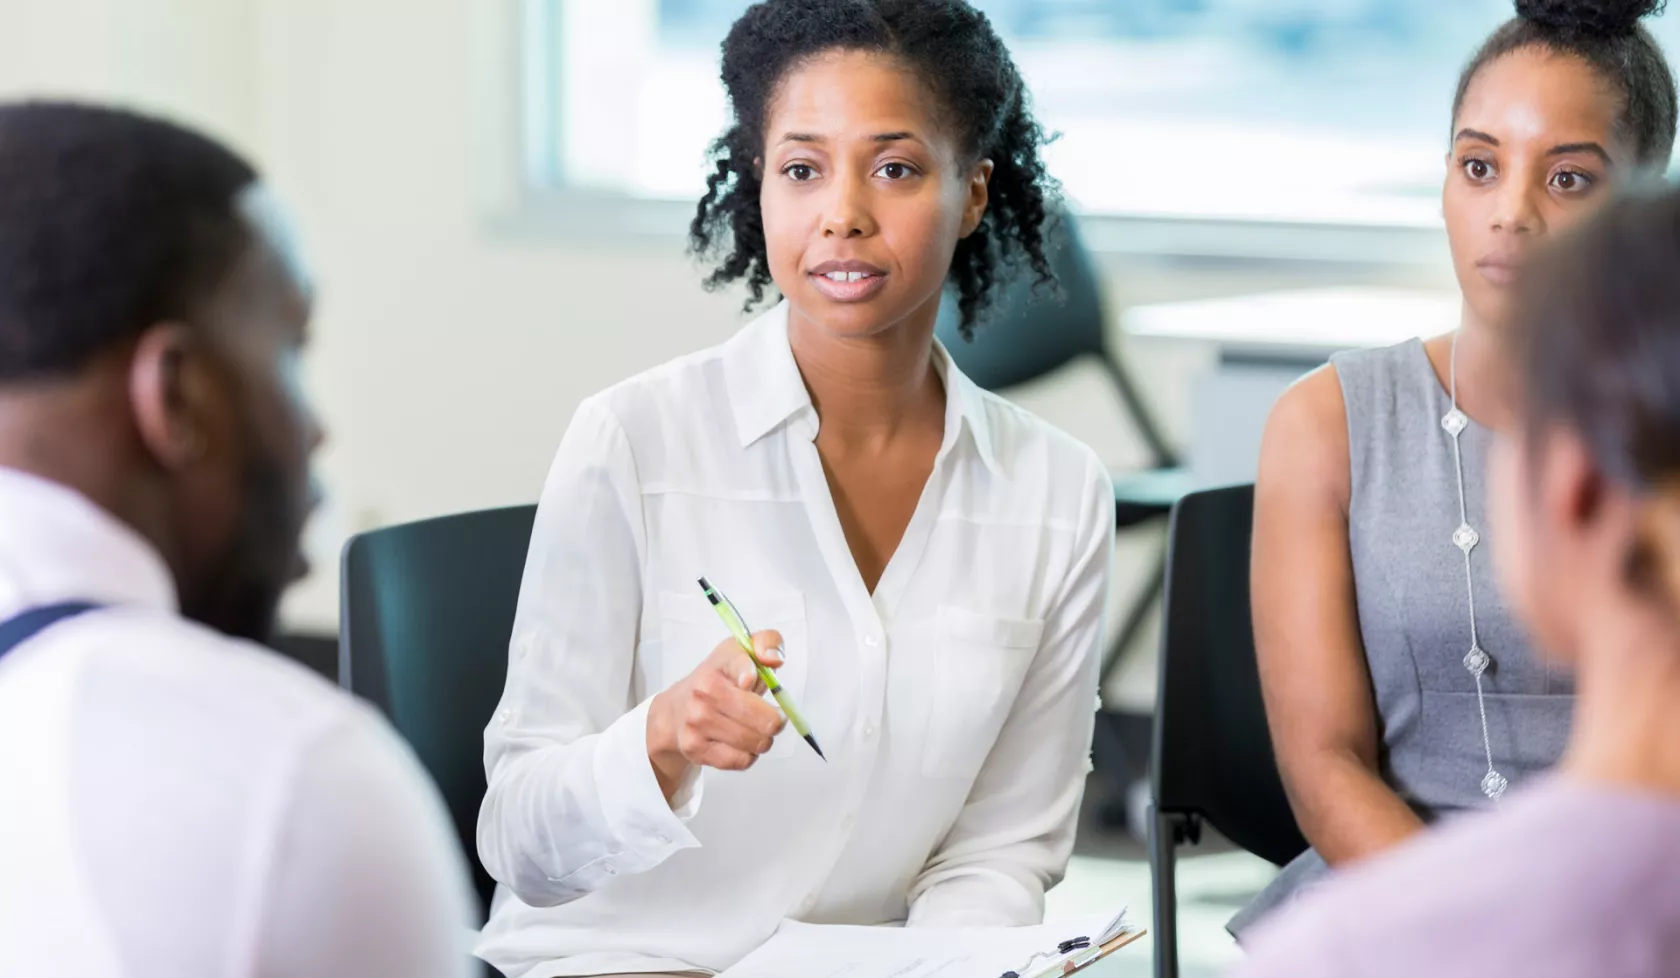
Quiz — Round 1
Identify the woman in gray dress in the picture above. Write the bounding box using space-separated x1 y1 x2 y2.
1237 0 1678 937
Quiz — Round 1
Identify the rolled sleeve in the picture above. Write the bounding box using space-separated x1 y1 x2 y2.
592 698 704 857
477 398 703 908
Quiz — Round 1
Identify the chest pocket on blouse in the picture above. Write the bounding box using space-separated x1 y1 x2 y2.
920 607 1043 779
655 589 809 760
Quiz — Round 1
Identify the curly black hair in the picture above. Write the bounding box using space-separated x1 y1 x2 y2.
0 101 258 383
688 0 1057 339
1454 0 1678 167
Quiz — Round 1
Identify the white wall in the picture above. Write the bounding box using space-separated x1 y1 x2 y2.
0 0 751 630
0 0 1452 705
249 0 765 629
0 0 260 151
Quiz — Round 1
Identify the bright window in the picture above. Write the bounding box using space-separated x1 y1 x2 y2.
523 0 1680 227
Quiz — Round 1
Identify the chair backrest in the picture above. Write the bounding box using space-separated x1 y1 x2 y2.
934 210 1180 468
934 210 1108 391
1151 484 1307 867
339 504 537 916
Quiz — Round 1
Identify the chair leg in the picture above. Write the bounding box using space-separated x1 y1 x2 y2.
1149 804 1181 978
1100 352 1180 469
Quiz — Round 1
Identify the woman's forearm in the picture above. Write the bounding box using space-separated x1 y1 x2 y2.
1291 749 1427 867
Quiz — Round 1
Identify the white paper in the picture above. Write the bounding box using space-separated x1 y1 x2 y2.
717 908 1131 978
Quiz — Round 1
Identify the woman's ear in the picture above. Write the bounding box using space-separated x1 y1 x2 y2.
1539 427 1603 531
128 323 212 471
959 159 994 238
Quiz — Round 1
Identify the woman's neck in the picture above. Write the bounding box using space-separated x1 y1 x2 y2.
1450 302 1517 432
787 301 945 450
1561 604 1680 796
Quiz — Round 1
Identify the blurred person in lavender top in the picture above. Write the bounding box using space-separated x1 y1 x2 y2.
1231 181 1680 978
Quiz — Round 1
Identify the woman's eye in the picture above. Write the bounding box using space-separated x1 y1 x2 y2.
1462 158 1494 181
1552 169 1594 193
783 163 816 181
877 162 914 180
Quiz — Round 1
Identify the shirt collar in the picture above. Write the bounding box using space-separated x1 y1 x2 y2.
720 301 1001 477
722 303 813 449
0 467 179 618
931 335 1001 476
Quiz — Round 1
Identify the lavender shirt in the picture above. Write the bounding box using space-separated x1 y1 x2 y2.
1229 779 1680 978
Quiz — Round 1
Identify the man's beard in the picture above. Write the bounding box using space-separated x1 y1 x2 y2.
180 448 304 644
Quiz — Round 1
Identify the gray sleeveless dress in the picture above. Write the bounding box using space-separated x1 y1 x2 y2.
1228 338 1575 939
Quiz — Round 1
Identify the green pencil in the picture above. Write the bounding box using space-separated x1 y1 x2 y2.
697 577 825 761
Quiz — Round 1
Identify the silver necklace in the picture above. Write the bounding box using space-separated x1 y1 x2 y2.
1442 332 1508 802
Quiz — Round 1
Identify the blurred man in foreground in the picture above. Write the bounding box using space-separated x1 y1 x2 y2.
0 101 475 977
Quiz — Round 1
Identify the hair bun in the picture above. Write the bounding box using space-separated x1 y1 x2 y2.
1515 0 1667 38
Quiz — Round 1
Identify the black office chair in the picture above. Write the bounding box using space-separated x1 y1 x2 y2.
1147 484 1307 978
933 210 1191 686
339 504 538 921
266 631 338 682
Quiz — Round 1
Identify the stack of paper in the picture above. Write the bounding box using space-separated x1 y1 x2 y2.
717 908 1137 978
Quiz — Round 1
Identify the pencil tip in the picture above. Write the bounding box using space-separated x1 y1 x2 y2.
806 735 825 760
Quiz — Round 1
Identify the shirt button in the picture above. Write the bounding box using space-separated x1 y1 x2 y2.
863 724 876 741
864 633 880 648
655 835 670 846
498 709 511 723
605 866 618 876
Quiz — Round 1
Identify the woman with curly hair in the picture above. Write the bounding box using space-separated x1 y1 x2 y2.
475 3 1113 976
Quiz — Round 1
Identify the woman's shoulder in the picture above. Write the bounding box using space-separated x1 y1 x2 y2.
1326 337 1433 409
1262 336 1431 474
1263 362 1347 458
579 307 792 444
1269 361 1345 430
968 387 1110 524
1256 362 1352 509
1328 335 1426 371
574 342 733 441
980 390 1101 471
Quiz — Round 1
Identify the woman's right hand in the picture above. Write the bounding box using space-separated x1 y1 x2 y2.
646 630 787 802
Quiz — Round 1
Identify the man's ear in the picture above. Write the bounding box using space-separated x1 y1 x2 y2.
128 323 212 471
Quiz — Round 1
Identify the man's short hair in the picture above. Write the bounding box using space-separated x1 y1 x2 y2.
0 101 259 382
